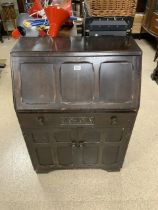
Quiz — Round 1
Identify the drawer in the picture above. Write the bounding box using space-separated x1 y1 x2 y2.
17 112 137 129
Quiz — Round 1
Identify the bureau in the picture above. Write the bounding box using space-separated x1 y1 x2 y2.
11 36 142 173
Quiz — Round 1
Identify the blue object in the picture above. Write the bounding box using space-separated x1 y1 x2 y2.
30 19 49 26
29 16 79 27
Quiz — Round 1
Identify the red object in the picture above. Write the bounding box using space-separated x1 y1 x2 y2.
61 1 73 16
44 6 70 38
12 28 21 39
39 30 47 37
28 0 43 17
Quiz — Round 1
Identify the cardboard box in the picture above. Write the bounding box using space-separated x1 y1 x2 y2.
132 13 144 33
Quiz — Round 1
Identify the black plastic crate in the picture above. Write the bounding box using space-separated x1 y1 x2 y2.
81 2 134 36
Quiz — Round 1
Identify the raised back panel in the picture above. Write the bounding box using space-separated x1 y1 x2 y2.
100 62 133 102
21 63 54 104
60 63 94 102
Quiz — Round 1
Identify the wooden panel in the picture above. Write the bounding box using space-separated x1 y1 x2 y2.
83 144 99 164
60 63 94 102
36 147 54 166
18 112 136 129
102 145 119 164
21 63 55 104
104 127 124 142
99 62 133 102
57 144 73 166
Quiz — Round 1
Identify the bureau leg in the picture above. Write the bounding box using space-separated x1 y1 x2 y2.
103 163 122 172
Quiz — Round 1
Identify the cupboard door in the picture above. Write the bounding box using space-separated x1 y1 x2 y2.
53 129 76 166
104 127 124 142
102 145 120 165
35 147 54 166
77 128 101 165
82 143 99 165
57 143 74 166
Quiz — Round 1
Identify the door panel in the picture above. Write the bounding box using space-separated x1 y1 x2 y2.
102 145 120 164
20 63 55 104
53 130 75 166
83 144 99 164
60 63 94 102
99 62 133 102
13 55 140 110
57 143 74 166
36 147 54 166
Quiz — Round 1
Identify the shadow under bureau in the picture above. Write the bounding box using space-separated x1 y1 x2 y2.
11 36 142 173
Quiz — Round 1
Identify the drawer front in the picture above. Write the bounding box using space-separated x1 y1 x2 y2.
18 112 136 129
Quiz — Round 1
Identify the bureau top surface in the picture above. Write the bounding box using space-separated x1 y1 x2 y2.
11 36 141 56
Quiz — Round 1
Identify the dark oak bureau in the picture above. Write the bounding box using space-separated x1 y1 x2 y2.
11 36 142 173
